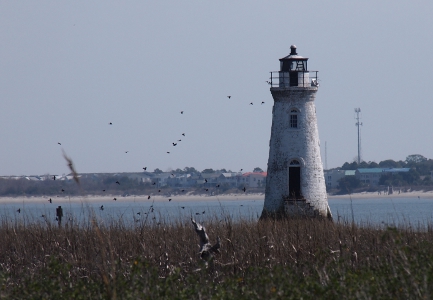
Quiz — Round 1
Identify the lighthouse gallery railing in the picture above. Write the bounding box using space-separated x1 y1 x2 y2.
269 71 319 88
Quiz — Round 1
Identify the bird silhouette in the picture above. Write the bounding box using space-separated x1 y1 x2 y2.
168 198 172 201
113 198 117 201
178 139 181 142
242 187 246 192
266 80 271 85
195 212 200 215
17 208 21 213
152 182 156 185
148 196 151 199
137 212 141 215
102 189 105 192
48 198 52 203
205 189 209 191
249 102 253 105
61 189 65 192
125 151 129 153
202 211 205 214
172 143 177 146
181 206 185 209
53 175 56 180
261 101 265 104
100 205 104 211
227 96 231 99
205 179 208 183
182 133 185 136
216 184 220 188
158 189 161 192
109 122 112 125
181 111 184 114
116 181 120 185
143 167 147 170
181 189 185 192
41 215 45 217
58 142 61 145
167 152 170 154
240 169 243 171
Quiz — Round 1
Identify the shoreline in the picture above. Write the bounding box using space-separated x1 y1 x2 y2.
1 190 433 204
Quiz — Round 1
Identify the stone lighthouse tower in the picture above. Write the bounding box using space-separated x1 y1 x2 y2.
261 45 332 219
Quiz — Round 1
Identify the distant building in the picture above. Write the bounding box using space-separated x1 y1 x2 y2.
240 172 267 188
356 168 410 186
323 169 355 189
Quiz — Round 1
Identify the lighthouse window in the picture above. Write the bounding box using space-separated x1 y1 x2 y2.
290 109 298 128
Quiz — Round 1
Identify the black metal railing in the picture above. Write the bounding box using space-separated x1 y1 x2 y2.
268 71 319 88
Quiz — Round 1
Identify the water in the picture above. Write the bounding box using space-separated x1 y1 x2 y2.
2 196 433 227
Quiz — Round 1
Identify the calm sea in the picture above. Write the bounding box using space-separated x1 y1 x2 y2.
2 196 433 227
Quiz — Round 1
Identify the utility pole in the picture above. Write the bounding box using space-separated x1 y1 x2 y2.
325 141 328 170
354 108 362 164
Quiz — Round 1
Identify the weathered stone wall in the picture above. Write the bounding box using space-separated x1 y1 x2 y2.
262 86 330 218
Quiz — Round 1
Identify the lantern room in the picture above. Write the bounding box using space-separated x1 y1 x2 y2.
278 45 312 88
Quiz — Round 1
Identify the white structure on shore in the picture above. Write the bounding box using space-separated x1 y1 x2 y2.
261 45 331 219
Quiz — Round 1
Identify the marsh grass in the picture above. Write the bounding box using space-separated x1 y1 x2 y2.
1 212 433 299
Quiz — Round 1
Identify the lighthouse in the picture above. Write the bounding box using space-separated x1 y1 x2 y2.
261 45 332 219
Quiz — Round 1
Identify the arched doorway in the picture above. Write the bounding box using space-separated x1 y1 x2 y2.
289 160 301 199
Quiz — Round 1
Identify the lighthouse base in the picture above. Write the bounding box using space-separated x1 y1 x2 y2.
260 198 332 220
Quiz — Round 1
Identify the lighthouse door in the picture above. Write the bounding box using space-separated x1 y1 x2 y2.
289 160 301 199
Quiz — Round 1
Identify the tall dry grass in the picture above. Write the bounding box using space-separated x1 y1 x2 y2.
1 213 433 298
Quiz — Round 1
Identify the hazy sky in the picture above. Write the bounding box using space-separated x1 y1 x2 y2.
1 1 432 176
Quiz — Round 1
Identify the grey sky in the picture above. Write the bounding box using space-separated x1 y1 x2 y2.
1 1 432 176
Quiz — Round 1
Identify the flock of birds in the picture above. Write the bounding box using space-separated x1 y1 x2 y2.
15 94 267 219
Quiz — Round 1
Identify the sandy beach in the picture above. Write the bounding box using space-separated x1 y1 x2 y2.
1 190 433 204
0 193 266 204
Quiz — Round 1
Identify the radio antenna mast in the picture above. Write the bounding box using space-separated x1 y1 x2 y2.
354 108 362 164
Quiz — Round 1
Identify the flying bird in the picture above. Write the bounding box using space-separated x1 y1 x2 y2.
125 151 129 153
113 198 117 201
116 181 120 185
100 205 104 211
195 212 200 215
181 111 184 114
152 182 156 185
181 189 185 192
137 212 141 215
242 187 246 192
158 189 161 192
109 122 112 125
227 96 231 99
178 139 181 142
61 189 65 192
205 179 208 183
202 211 205 214
41 215 45 218
58 142 61 145
182 133 185 136
261 101 265 104
48 198 52 203
205 189 209 191
17 208 21 213
102 189 105 192
53 175 56 180
168 198 172 201
249 102 253 105
181 206 185 209
216 184 220 188
167 152 170 154
143 167 147 170
172 143 177 146
148 196 151 199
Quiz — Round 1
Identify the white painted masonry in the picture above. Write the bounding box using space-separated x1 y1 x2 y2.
262 47 331 218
